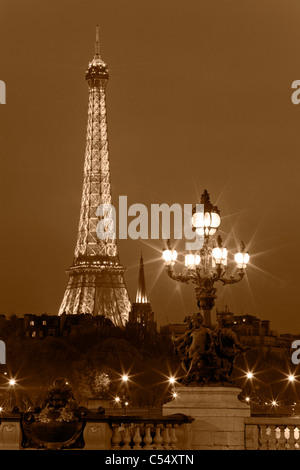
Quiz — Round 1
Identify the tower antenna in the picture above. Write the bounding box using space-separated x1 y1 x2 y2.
95 25 100 57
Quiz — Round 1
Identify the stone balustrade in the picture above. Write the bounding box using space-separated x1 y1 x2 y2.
0 411 194 450
83 414 194 450
107 415 193 450
245 417 300 450
4 407 300 450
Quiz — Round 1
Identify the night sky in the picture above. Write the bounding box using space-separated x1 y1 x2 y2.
0 0 300 333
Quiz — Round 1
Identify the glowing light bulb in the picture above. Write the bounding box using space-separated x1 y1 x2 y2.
9 379 16 386
122 374 128 382
162 249 177 265
288 374 295 382
162 249 172 263
246 372 253 379
235 249 250 269
169 377 176 385
185 254 200 268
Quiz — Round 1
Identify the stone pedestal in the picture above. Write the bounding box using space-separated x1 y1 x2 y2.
83 422 112 450
163 386 250 450
0 421 22 449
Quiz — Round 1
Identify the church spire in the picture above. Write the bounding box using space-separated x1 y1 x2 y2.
135 253 149 304
129 254 156 341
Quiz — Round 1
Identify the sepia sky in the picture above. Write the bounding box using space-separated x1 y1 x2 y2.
0 0 300 333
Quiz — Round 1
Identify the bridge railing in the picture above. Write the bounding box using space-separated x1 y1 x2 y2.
83 413 194 450
0 411 194 450
245 417 300 450
7 409 300 450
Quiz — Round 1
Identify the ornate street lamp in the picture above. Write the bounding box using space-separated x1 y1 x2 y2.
162 189 249 328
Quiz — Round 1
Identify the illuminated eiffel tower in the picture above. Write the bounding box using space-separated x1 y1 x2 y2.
58 27 131 326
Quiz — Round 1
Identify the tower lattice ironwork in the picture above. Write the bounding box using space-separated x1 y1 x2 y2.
58 27 131 326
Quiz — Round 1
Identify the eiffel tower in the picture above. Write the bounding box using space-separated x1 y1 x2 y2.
58 27 131 326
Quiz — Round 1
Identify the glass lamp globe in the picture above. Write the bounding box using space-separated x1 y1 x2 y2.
185 254 200 268
221 247 228 265
212 235 227 267
212 247 222 264
235 250 250 269
162 248 177 265
192 190 221 237
212 246 227 266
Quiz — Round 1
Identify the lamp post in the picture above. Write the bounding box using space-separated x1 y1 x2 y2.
119 374 130 408
162 189 250 328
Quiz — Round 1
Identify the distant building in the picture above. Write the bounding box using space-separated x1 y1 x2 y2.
160 323 186 341
159 306 299 360
0 310 115 340
0 314 24 339
0 315 6 335
59 313 113 337
217 306 298 359
24 314 60 339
